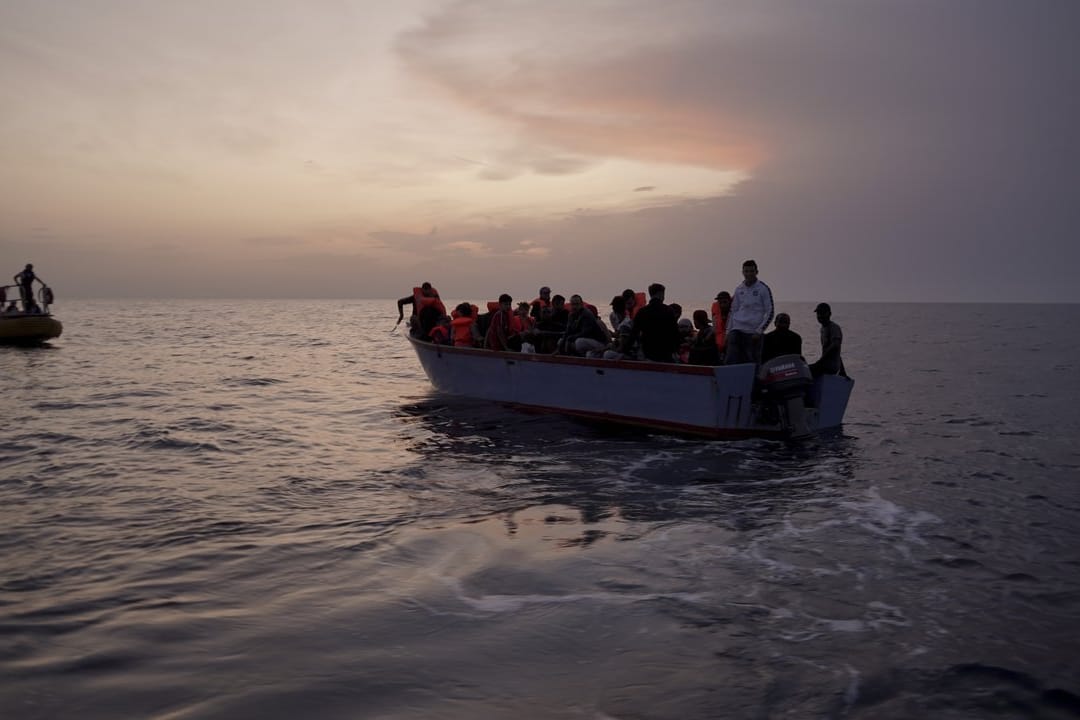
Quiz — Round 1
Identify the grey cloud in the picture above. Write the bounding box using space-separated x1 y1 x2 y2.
396 0 1080 301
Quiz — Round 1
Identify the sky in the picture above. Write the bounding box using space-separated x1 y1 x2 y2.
1 0 1078 303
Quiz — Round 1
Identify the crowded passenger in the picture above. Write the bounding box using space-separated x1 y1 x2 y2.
394 275 848 380
622 288 646 320
530 286 552 322
711 291 731 363
429 317 451 345
559 294 611 357
762 312 802 362
608 295 628 333
630 283 680 363
810 303 846 378
396 282 447 340
485 293 521 351
677 318 694 363
547 294 569 332
514 302 535 334
603 318 640 361
726 260 774 365
451 302 482 347
688 310 720 365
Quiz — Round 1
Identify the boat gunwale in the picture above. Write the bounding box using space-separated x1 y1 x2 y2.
407 334 733 376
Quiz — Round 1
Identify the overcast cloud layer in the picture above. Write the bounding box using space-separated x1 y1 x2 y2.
1 0 1077 302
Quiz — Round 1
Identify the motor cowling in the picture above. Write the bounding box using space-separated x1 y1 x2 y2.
757 354 814 437
758 354 813 397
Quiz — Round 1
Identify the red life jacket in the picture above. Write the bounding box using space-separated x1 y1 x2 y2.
429 324 450 344
485 309 515 350
451 316 476 346
627 292 647 319
413 286 447 317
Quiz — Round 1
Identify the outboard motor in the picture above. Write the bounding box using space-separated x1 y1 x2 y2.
757 354 815 438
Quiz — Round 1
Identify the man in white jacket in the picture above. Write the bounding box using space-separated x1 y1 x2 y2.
725 259 774 365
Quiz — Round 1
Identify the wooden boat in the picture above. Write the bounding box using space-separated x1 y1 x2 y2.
407 335 853 439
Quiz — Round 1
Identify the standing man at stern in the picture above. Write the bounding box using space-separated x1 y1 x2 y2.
725 259 774 365
809 302 846 378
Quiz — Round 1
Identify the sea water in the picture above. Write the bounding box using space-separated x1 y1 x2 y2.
1 300 1078 719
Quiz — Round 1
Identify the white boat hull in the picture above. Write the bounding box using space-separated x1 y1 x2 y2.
408 336 853 439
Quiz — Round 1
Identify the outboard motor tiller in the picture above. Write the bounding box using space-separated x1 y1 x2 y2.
757 354 815 438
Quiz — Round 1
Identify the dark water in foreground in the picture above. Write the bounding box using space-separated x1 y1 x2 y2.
2 300 1079 719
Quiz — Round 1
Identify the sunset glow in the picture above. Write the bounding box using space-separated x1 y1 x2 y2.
2 1 1076 301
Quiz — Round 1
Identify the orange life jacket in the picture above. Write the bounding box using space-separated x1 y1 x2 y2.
451 316 476 346
512 314 534 333
451 303 479 320
627 291 647 319
711 300 728 350
486 300 501 313
413 286 447 317
531 296 551 312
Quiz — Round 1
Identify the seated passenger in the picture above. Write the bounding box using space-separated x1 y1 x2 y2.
677 317 694 363
558 294 611 357
548 294 569 332
530 286 552 322
670 303 684 322
762 312 803 362
603 316 640 360
429 317 452 345
530 306 561 353
630 283 680 362
622 288 647 320
485 293 521 351
608 295 628 333
513 302 535 334
687 310 720 365
450 302 482 347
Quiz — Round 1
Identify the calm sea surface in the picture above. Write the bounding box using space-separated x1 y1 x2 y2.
2 300 1079 719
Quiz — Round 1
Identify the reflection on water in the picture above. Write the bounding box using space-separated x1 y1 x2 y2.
2 300 1079 719
396 396 861 532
